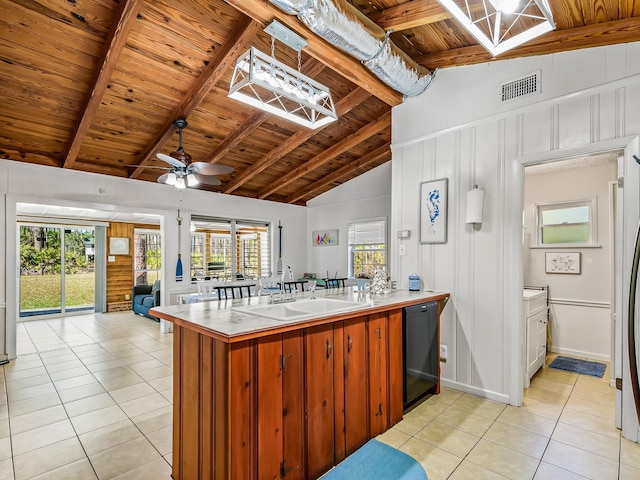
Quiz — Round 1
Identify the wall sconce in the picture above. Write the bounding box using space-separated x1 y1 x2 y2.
466 185 485 225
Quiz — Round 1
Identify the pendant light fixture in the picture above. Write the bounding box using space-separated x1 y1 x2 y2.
228 20 338 129
438 0 555 57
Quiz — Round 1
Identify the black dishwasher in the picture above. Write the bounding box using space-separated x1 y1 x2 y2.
403 301 439 410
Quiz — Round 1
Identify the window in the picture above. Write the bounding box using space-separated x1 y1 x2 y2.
134 229 162 285
190 216 270 282
190 233 205 279
536 200 596 246
348 218 387 278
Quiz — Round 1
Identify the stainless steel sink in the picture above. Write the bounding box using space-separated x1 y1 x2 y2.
232 297 371 321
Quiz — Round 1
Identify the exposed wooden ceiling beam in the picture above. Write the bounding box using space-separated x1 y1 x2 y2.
224 0 402 107
370 0 487 32
286 143 391 204
201 58 326 165
417 16 640 69
258 111 391 199
130 16 260 179
63 0 143 169
223 88 371 194
370 0 455 31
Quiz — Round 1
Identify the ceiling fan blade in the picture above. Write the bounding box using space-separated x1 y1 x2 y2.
195 174 221 186
157 173 170 184
190 162 234 176
125 164 170 170
157 153 186 168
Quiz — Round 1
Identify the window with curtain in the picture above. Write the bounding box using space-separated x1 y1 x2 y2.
348 218 387 278
536 200 596 246
190 216 271 282
134 229 162 285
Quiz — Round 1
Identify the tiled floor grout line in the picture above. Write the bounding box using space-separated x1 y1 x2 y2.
67 338 173 471
528 371 578 480
6 315 175 479
443 397 509 479
40 349 102 480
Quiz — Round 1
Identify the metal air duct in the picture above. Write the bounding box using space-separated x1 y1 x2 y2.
269 0 434 98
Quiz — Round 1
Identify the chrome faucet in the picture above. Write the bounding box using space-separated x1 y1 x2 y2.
268 290 296 304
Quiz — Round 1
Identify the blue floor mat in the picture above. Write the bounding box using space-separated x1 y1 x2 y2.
322 439 427 480
548 356 606 377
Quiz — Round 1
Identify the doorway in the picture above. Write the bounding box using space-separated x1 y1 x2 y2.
19 224 96 319
522 154 618 375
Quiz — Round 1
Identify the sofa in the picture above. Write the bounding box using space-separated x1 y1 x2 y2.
132 280 160 321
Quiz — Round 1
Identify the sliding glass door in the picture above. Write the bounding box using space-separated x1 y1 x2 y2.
19 224 95 318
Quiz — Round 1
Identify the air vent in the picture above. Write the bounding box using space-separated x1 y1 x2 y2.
500 71 541 103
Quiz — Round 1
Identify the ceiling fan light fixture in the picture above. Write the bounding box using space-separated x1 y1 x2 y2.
186 173 199 187
438 0 555 56
175 176 186 190
166 171 177 186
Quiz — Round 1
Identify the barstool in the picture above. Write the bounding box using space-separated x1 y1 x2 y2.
214 285 253 299
282 280 307 292
323 278 346 288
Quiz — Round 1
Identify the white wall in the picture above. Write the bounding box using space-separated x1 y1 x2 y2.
391 42 640 404
524 162 617 361
1 160 306 357
306 162 392 280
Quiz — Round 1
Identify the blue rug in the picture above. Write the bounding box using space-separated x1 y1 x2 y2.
548 356 606 378
322 439 427 480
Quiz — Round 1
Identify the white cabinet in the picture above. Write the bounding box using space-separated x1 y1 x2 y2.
524 289 548 387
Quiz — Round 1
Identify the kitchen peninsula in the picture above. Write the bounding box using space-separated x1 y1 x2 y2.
152 288 449 480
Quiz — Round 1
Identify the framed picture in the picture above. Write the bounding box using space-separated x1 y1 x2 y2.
312 229 338 246
420 178 448 244
545 252 581 274
109 237 129 255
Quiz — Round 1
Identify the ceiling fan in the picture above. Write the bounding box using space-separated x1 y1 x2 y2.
154 119 234 189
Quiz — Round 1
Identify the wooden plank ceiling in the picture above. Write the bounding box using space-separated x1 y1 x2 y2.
1 0 639 205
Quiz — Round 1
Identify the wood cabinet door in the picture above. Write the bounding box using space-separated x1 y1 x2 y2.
368 313 388 437
282 331 305 479
305 324 335 479
257 332 305 480
387 309 404 426
257 335 284 480
343 317 368 456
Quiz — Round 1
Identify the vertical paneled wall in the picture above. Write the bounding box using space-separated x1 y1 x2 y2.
106 222 135 305
391 42 640 403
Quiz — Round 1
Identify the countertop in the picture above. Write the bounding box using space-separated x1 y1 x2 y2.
523 288 547 300
151 288 449 343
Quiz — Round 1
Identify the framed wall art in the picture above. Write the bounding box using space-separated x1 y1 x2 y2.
545 252 581 274
420 178 448 244
313 229 338 246
109 237 130 255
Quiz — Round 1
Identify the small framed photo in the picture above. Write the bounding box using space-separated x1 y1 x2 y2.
312 229 338 246
545 252 581 274
109 237 130 255
420 178 448 244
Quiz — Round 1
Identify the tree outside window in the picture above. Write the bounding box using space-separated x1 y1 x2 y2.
134 230 161 285
348 219 386 278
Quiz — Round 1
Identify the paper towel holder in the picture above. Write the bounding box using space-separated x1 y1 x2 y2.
465 184 484 226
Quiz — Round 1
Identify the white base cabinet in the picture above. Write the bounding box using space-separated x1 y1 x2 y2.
524 289 548 387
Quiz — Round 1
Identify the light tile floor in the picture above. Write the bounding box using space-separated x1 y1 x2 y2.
2 312 640 479
1 312 174 480
379 353 640 479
